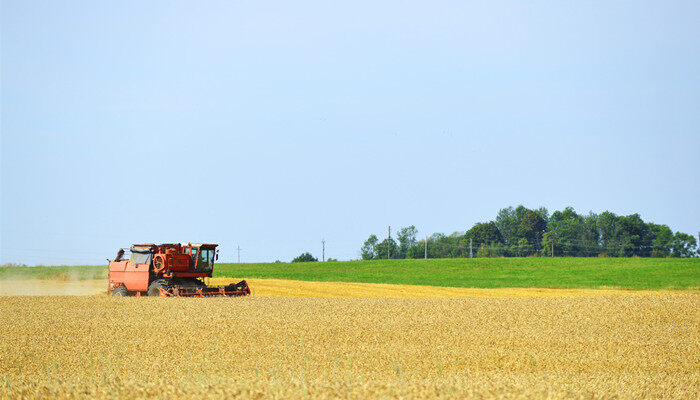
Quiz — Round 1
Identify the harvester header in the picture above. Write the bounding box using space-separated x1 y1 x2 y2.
108 242 250 297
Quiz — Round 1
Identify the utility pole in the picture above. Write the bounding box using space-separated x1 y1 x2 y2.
322 239 325 262
237 245 241 263
424 236 427 259
469 238 473 258
388 226 391 259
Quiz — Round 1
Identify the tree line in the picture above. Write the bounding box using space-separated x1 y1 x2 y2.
360 206 698 259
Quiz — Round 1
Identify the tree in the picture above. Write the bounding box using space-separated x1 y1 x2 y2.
396 226 418 258
518 210 546 252
406 240 425 259
360 234 379 260
464 222 503 248
597 211 648 256
476 243 490 258
617 214 651 257
649 223 673 257
581 212 600 255
534 207 549 224
356 206 696 259
292 252 317 262
515 238 529 257
495 206 519 246
541 232 555 256
671 232 697 258
496 205 544 255
446 231 468 258
547 207 599 256
598 211 621 255
374 238 400 260
426 233 450 258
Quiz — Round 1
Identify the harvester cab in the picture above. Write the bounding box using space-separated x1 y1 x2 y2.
108 243 250 297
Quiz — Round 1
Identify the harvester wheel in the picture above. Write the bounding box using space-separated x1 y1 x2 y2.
147 280 167 297
112 286 128 297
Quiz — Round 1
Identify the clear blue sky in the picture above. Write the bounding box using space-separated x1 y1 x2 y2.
2 1 699 265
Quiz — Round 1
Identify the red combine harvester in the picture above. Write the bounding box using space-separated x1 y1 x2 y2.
108 243 250 297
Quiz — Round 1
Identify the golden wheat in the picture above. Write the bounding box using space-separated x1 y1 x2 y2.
1 278 685 298
212 278 682 298
0 294 697 399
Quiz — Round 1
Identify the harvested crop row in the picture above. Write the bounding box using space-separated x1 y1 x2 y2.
214 278 684 298
1 278 687 298
0 294 698 399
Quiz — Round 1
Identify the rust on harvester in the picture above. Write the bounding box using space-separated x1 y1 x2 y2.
107 243 250 297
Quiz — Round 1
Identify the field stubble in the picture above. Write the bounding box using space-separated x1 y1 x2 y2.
0 294 698 399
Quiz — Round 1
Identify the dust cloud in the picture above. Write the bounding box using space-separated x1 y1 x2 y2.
0 279 106 296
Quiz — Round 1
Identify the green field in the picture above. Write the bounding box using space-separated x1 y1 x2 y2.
1 258 698 290
216 258 699 290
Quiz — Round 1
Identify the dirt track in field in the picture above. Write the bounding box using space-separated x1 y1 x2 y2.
0 278 688 298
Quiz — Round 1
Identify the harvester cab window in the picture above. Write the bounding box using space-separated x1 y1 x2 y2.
189 248 198 269
197 249 214 272
131 253 152 264
203 250 215 264
130 246 154 264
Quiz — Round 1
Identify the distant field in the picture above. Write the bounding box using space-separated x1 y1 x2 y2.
2 257 698 290
216 258 700 290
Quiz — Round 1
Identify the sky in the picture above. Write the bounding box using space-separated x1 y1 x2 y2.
1 1 699 265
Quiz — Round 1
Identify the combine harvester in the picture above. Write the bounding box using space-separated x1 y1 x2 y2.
108 243 250 297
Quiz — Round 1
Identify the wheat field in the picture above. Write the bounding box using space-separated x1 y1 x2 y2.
215 278 679 298
0 278 681 298
0 293 697 399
